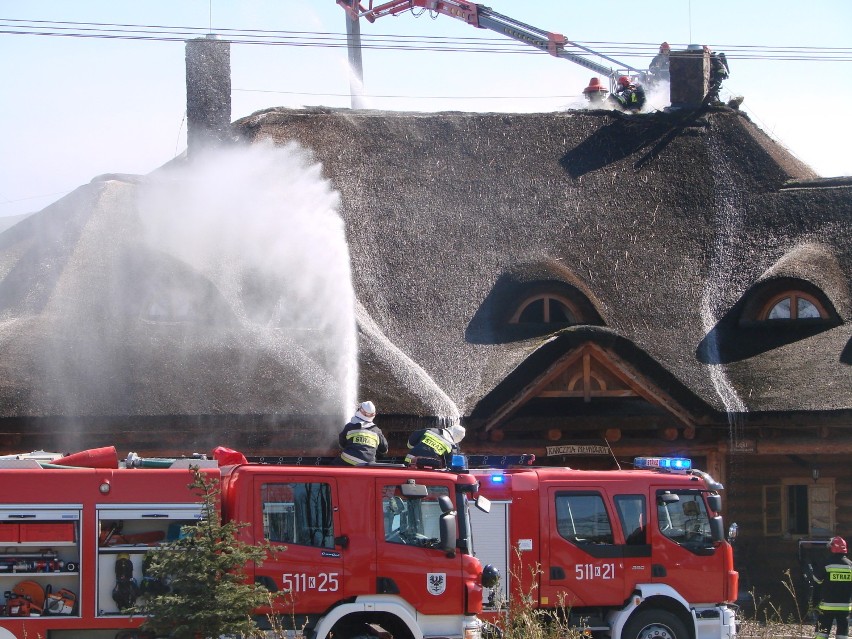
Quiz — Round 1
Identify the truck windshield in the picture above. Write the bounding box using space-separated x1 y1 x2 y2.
656 491 712 547
382 484 450 548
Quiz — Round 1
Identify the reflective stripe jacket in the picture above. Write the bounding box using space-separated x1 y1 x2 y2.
406 427 458 467
338 419 388 465
814 555 852 612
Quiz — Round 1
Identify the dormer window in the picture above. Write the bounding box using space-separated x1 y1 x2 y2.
511 294 579 325
760 291 828 321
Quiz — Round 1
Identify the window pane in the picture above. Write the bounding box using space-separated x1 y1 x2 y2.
548 299 576 324
767 297 792 319
797 298 821 319
657 492 712 546
555 493 614 545
262 482 334 548
787 485 809 535
383 484 449 548
518 299 545 323
614 494 647 545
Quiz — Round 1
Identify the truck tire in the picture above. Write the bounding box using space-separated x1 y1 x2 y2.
621 609 688 639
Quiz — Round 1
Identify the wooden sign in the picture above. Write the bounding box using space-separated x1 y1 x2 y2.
730 439 756 454
546 445 609 456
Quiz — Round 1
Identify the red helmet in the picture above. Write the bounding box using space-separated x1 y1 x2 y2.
617 76 631 87
660 42 670 52
829 536 848 554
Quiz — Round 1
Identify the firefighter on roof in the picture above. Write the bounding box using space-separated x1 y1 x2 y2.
338 400 388 466
405 423 465 469
813 536 852 639
704 45 730 104
649 41 671 82
609 76 646 112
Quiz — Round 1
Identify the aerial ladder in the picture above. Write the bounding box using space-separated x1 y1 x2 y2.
336 0 645 100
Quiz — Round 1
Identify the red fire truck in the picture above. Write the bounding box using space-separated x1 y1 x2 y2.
0 447 488 639
469 456 739 639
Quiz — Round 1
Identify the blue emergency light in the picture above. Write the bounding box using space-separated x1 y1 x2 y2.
489 473 506 484
634 456 692 472
449 454 468 472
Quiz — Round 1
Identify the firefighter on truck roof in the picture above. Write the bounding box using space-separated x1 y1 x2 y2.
404 423 465 469
337 400 388 466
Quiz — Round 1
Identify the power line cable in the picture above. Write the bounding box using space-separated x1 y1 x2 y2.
1 19 850 61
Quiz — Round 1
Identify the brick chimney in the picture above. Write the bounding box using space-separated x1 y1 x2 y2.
668 46 709 108
185 35 231 157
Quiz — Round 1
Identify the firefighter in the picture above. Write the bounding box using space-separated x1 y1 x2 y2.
704 45 730 104
404 423 465 469
609 76 646 112
649 41 671 82
337 400 388 466
812 536 852 639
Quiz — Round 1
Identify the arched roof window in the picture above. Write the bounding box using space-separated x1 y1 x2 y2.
759 291 829 321
511 293 580 325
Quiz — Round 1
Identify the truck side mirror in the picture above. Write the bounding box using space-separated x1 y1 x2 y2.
436 495 458 556
401 482 428 497
709 516 725 543
475 495 492 514
707 494 722 513
438 495 455 514
439 512 457 557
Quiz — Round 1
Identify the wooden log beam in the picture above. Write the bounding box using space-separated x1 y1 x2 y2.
750 438 852 455
604 428 622 443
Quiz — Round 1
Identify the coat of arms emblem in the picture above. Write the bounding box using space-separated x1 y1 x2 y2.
427 572 446 595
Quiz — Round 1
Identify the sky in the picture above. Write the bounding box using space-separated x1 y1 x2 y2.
1 0 850 219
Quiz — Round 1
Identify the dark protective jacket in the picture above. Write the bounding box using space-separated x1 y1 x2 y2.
338 419 388 466
610 84 646 112
813 554 852 612
405 427 459 468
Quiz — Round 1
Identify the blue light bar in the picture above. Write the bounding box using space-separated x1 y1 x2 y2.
634 457 692 472
490 473 506 484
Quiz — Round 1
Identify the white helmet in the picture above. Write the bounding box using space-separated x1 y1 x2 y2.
449 424 466 443
354 400 376 422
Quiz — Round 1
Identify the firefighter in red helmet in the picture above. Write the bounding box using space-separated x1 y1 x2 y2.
812 536 852 639
609 75 646 112
649 41 671 82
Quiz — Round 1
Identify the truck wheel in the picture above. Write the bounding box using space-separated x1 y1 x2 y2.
622 609 688 639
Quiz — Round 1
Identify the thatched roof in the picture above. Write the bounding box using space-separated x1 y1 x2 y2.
0 105 848 447
234 106 851 423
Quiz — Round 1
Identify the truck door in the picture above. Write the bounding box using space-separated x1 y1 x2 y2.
542 490 631 607
652 489 724 603
613 494 653 590
253 477 344 612
376 480 465 615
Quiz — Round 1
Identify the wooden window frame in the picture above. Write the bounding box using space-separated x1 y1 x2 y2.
762 478 835 538
510 293 580 324
758 290 828 321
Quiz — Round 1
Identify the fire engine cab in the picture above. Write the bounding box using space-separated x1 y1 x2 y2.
469 457 739 639
0 446 488 639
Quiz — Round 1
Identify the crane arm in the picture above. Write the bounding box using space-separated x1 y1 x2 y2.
336 0 642 81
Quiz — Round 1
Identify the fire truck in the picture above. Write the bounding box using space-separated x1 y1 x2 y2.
0 446 488 639
468 456 739 639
